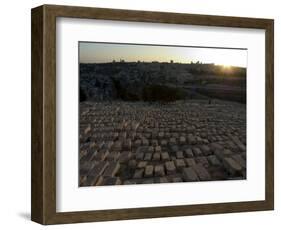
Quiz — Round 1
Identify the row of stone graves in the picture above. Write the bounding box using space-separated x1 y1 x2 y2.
79 100 246 186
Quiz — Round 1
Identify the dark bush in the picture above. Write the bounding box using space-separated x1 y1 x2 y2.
143 85 185 102
111 78 141 101
80 87 87 102
112 77 185 102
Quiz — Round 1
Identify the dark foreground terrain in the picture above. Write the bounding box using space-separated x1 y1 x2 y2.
79 99 246 186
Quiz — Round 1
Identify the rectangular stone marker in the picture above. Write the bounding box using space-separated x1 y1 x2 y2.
155 146 161 152
184 148 194 158
152 153 161 161
132 122 140 131
119 151 132 163
170 145 179 153
80 162 95 176
182 167 199 182
112 141 122 151
142 139 149 146
103 162 120 177
165 132 171 138
169 137 177 145
144 165 154 177
176 151 184 159
223 157 243 176
229 135 246 151
192 147 202 156
120 131 127 139
148 146 154 152
97 142 105 149
200 145 211 156
152 131 158 139
136 146 147 154
202 139 209 144
192 164 211 181
151 140 158 147
128 159 137 169
196 136 203 144
144 153 152 161
174 159 186 169
187 134 196 145
113 132 119 139
179 136 186 144
154 165 165 176
136 152 144 160
105 141 114 149
209 142 224 152
185 158 196 167
220 148 233 158
207 155 221 166
79 149 88 160
144 133 151 139
137 161 147 168
133 169 144 179
160 140 167 146
226 140 238 150
106 151 120 161
231 154 246 168
93 150 109 161
88 161 108 177
161 152 170 161
84 175 100 186
123 139 132 150
165 161 176 175
195 156 209 167
135 139 141 147
213 148 230 161
84 124 91 135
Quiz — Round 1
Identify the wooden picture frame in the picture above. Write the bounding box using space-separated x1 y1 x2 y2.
31 4 274 225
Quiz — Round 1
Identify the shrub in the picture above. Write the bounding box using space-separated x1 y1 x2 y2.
79 87 87 102
143 85 185 102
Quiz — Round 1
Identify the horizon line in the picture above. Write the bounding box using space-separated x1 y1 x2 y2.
79 61 246 68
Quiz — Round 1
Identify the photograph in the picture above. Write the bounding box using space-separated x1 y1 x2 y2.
78 42 247 187
30 3 274 224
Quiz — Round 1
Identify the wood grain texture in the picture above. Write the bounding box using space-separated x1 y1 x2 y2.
31 4 274 225
265 20 274 210
31 5 44 224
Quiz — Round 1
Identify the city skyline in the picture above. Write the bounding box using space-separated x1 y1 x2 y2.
79 42 247 68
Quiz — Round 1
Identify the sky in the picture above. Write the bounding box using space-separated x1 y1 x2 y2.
79 42 247 68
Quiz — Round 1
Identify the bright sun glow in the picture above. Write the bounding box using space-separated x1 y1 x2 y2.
222 64 232 68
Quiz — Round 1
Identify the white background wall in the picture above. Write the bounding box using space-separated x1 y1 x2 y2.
0 0 279 228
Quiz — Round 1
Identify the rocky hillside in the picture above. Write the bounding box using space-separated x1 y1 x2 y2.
79 62 246 103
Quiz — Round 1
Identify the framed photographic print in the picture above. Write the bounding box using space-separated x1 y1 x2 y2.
31 4 274 225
